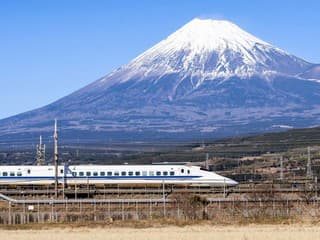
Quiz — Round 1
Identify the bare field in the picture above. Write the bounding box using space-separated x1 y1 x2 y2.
1 225 320 240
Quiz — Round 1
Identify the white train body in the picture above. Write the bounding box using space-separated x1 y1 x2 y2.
0 165 238 186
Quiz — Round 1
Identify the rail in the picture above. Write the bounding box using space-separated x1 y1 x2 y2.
1 193 319 205
0 193 169 204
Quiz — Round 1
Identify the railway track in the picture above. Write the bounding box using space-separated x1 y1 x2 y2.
1 193 319 205
0 182 317 193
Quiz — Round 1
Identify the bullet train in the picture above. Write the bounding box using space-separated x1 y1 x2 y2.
0 164 238 186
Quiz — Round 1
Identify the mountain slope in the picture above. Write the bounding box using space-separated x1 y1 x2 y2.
0 18 320 143
298 64 320 80
76 19 311 100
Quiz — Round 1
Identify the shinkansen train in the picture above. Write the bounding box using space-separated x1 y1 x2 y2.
0 165 238 186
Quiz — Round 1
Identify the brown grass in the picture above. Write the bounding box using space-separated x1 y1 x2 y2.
1 224 320 240
1 217 320 230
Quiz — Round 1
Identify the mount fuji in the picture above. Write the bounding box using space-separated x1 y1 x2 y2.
1 18 320 142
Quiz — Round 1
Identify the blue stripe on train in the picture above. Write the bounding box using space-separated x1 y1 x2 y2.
0 175 201 180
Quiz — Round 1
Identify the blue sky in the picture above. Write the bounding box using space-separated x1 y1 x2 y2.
1 0 320 119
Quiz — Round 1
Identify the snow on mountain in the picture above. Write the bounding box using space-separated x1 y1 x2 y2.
0 18 319 142
97 19 310 89
298 64 320 80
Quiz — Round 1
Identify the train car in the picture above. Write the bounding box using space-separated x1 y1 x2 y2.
0 165 238 186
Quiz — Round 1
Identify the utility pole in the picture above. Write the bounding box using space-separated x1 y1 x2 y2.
307 146 312 178
54 119 59 198
315 176 318 198
162 180 166 217
280 155 283 181
205 153 209 170
36 135 45 165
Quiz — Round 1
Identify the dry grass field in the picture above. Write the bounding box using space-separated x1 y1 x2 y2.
1 224 320 240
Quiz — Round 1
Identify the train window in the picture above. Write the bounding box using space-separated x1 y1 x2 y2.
60 169 63 174
2 172 7 176
170 171 175 176
107 171 112 176
79 172 84 176
156 171 161 176
10 172 15 176
149 171 154 176
135 171 140 176
72 172 77 177
93 172 98 176
142 171 147 176
100 172 105 176
128 171 133 176
114 171 119 176
27 169 31 174
187 170 190 174
17 172 22 177
86 172 91 176
181 169 184 174
163 171 168 176
200 167 210 171
121 171 126 176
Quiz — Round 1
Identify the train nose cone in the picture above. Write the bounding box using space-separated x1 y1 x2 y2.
225 177 238 186
230 179 238 185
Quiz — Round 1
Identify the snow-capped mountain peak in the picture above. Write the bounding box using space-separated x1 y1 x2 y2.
100 18 310 88
156 18 271 54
